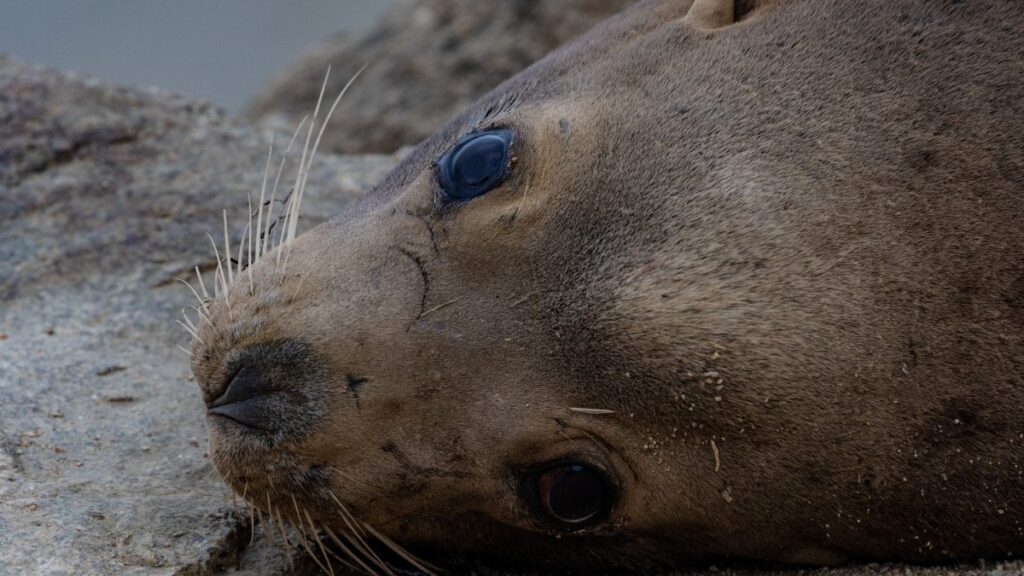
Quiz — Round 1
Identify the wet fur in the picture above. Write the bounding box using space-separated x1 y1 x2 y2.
191 0 1024 571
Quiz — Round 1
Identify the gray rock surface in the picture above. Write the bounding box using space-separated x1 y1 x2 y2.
0 55 1021 576
0 55 394 575
244 0 637 154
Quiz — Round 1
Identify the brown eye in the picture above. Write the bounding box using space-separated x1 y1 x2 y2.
533 463 613 527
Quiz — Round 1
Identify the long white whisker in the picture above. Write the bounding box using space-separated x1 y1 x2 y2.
176 278 206 308
307 65 366 180
287 66 331 247
206 233 225 293
240 219 254 295
246 190 255 291
265 115 309 259
322 524 378 576
193 266 210 300
180 309 200 334
190 305 213 327
255 133 273 263
291 497 332 575
361 523 438 576
282 66 363 274
328 492 392 575
302 510 336 576
176 320 199 341
222 210 234 287
205 232 230 307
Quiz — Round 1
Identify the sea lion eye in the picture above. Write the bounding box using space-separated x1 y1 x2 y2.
528 463 613 528
434 129 513 200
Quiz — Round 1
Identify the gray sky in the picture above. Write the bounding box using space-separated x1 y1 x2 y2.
0 1 394 112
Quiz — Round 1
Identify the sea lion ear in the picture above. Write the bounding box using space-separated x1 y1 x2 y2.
682 0 756 29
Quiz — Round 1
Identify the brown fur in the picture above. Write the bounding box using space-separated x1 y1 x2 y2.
192 0 1024 570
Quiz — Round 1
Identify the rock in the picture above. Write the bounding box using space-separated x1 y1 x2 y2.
0 55 395 575
244 0 638 154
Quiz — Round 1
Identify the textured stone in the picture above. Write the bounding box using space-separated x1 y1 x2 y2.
0 55 394 575
244 0 638 154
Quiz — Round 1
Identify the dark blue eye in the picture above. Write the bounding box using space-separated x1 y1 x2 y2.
435 129 513 201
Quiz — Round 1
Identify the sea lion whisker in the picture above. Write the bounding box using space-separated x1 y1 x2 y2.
175 315 196 339
307 64 365 186
263 493 279 546
276 510 296 571
290 65 365 251
280 65 361 275
192 265 211 304
418 297 461 319
175 344 192 357
266 116 309 260
240 483 253 545
290 496 333 575
255 132 273 264
321 528 374 573
327 491 392 573
305 511 337 576
361 522 438 575
327 490 367 537
282 68 328 257
176 278 206 310
254 503 266 546
325 464 368 488
320 521 377 575
175 319 200 343
245 192 255 293
229 480 240 520
180 308 201 335
189 305 213 327
288 496 314 549
204 233 228 299
241 220 254 295
273 507 295 554
568 407 616 415
222 210 234 287
322 539 365 575
275 183 293 267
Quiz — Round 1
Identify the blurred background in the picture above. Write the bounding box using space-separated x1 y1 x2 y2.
0 0 634 154
0 0 393 112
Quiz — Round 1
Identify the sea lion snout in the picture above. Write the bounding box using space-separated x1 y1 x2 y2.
197 337 334 441
205 343 321 433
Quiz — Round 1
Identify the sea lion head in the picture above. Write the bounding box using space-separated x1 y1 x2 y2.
189 0 1024 571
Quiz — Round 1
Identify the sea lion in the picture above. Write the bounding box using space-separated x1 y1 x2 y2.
186 0 1024 571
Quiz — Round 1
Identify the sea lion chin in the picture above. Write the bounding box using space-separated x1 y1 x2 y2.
188 0 1024 571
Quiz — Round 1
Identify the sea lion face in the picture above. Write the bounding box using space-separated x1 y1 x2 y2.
192 94 669 569
192 0 1024 570
193 63 687 570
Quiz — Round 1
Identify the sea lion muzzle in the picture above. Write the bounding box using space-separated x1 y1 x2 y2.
202 340 332 439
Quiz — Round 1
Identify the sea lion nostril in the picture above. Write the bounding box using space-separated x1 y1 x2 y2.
207 364 270 408
202 340 325 435
207 363 279 430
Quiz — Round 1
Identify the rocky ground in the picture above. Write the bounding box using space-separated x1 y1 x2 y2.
0 55 393 574
0 2 1021 575
244 0 637 154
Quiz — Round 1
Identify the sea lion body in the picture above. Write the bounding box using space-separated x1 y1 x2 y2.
191 0 1024 570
